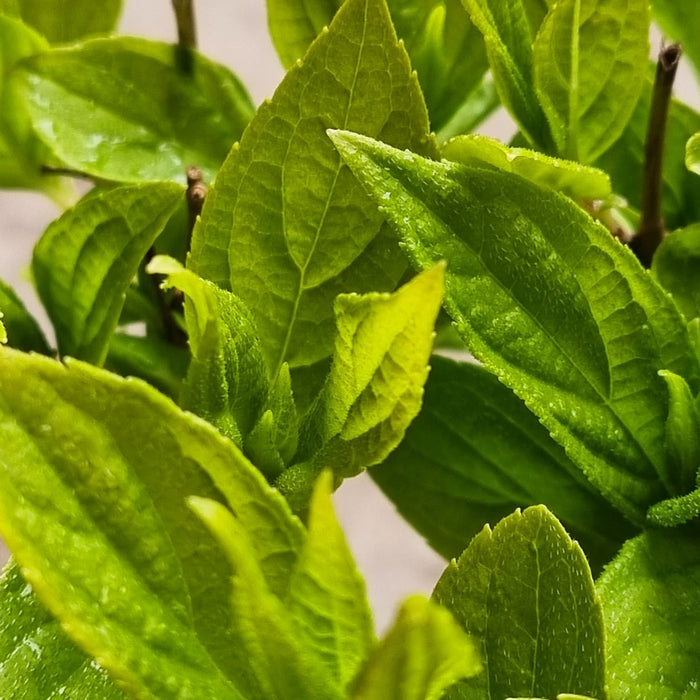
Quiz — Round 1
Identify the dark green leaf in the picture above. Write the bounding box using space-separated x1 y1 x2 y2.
651 0 700 78
0 278 50 354
350 595 481 700
331 130 699 523
190 0 436 376
435 75 500 142
12 0 122 43
687 132 700 175
16 37 254 183
533 0 649 163
433 506 605 699
597 525 700 697
372 356 637 573
33 182 183 365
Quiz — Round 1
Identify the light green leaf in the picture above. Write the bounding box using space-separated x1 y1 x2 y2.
147 255 269 446
16 36 254 183
520 0 552 35
441 133 611 199
0 15 71 202
596 78 700 231
287 471 374 691
533 0 649 163
461 0 553 149
189 496 342 700
434 506 605 699
646 486 700 527
372 356 637 574
33 182 183 365
0 561 126 699
350 595 481 700
0 315 5 344
12 0 122 43
0 348 242 698
0 279 50 354
652 223 700 322
278 265 443 512
436 75 500 143
104 332 190 398
651 0 700 78
190 0 436 377
687 132 700 176
597 526 700 697
331 130 700 523
0 348 306 692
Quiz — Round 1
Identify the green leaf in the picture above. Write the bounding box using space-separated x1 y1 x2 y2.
651 0 700 78
350 595 481 700
0 348 306 693
687 132 700 176
190 0 436 377
441 133 611 199
461 0 552 149
33 182 183 365
278 265 443 512
331 130 700 523
0 278 50 353
372 356 637 574
436 75 500 143
596 78 700 232
0 560 126 699
287 471 374 691
147 255 269 447
189 496 342 700
16 36 255 183
597 526 700 697
0 348 242 698
652 223 700 322
434 506 605 699
0 14 71 202
533 0 649 163
12 0 122 43
0 315 5 344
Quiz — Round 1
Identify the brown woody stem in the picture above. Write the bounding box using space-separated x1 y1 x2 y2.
631 42 682 267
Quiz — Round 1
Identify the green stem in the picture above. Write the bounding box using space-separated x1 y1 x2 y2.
172 0 197 50
631 43 681 267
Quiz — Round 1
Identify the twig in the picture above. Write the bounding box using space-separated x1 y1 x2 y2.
145 247 188 348
185 166 207 248
172 0 197 51
631 42 682 267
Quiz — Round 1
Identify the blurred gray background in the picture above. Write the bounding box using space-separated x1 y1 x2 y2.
1 1 699 633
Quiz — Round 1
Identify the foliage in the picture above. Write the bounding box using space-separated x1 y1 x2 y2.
0 0 699 697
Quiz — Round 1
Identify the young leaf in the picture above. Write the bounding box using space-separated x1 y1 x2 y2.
278 265 443 512
287 471 375 691
0 14 70 202
441 134 611 199
533 0 649 163
596 79 700 231
0 278 50 354
0 561 126 699
0 349 243 699
190 0 436 378
350 595 481 700
652 223 700 322
372 356 637 573
650 0 700 78
16 37 254 183
331 130 700 523
189 496 342 700
33 182 183 365
0 348 306 688
686 132 700 176
11 0 122 43
461 0 552 149
147 255 269 447
433 506 605 699
597 526 700 697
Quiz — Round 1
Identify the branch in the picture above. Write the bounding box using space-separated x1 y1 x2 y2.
172 0 197 51
631 42 681 267
185 166 207 248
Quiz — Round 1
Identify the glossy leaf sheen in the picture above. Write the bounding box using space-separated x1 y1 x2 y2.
533 0 649 163
0 278 50 354
332 130 700 523
350 595 481 700
33 183 183 365
441 134 611 199
190 0 435 375
372 356 637 572
597 526 700 697
434 506 605 699
0 349 241 698
17 37 254 183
